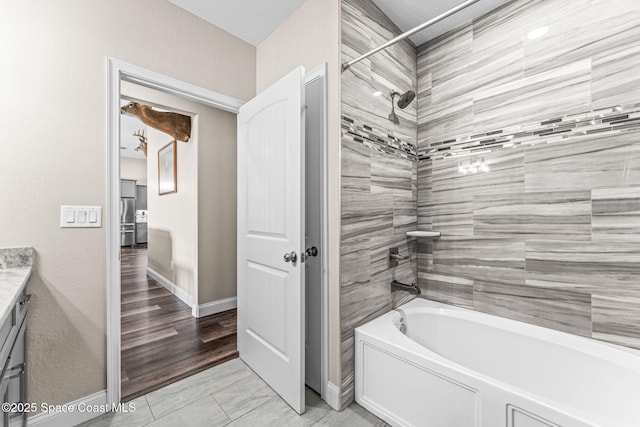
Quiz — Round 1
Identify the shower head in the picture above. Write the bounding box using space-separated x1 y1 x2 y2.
388 90 415 124
395 90 416 109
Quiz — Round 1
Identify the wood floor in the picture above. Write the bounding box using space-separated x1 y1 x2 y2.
120 246 238 402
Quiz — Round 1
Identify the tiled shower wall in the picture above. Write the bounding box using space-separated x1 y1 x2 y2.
417 0 640 349
340 0 417 407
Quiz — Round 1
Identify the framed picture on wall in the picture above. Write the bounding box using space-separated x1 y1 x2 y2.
158 140 177 195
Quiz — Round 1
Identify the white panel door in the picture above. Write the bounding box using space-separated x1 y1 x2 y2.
237 66 306 414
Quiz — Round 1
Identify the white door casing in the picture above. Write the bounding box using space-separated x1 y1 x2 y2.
237 66 306 414
106 57 244 407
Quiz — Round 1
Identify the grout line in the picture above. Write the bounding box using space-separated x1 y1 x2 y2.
141 395 155 426
144 395 158 421
224 396 279 425
210 392 232 421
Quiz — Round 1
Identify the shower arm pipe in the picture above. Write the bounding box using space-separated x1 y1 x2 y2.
341 0 481 72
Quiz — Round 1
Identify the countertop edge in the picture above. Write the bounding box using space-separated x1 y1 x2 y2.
0 267 32 327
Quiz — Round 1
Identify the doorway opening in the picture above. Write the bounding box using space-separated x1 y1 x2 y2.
107 59 328 411
118 85 239 400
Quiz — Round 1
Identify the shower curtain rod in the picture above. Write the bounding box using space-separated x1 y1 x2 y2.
341 0 481 71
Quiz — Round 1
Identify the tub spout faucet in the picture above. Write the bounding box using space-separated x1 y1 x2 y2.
391 280 421 295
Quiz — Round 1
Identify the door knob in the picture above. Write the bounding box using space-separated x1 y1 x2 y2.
305 246 318 257
284 251 297 263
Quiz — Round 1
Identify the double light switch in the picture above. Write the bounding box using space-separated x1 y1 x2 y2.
60 206 102 228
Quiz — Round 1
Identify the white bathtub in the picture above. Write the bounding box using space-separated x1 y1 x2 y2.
355 298 640 427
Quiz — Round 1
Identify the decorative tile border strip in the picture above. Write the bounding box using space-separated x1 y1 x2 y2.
341 115 417 160
418 104 640 161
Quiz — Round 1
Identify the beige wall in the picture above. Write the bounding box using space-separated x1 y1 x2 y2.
197 104 238 304
147 125 197 300
256 0 342 388
0 0 254 408
120 157 147 185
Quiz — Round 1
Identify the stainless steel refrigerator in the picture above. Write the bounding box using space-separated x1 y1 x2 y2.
120 198 136 246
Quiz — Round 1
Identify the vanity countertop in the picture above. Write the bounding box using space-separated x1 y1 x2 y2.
0 247 34 327
0 267 31 326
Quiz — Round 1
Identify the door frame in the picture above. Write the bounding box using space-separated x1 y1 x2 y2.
106 58 329 406
304 64 329 399
106 58 243 406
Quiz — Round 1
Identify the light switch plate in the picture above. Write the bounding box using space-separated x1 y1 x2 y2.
60 206 102 228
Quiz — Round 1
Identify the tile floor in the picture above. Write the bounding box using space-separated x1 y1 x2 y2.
78 358 388 427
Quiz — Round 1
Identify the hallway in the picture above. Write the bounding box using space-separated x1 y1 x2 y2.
121 247 238 401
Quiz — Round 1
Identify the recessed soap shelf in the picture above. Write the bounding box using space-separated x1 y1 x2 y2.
406 231 441 238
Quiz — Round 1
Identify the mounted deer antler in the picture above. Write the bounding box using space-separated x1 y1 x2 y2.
132 129 148 157
121 102 191 143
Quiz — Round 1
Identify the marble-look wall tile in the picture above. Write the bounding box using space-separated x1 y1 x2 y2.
524 131 640 192
340 276 391 344
469 40 523 97
432 236 525 282
340 0 418 408
342 0 416 134
416 0 640 154
472 0 548 51
342 139 371 182
418 270 474 309
0 247 34 269
524 6 640 76
340 337 355 405
416 25 473 146
592 187 640 242
340 237 371 289
592 41 640 110
420 96 474 147
429 147 525 236
473 191 592 240
473 280 592 337
430 159 475 235
428 195 473 236
416 105 640 162
437 147 525 197
525 240 640 297
592 295 640 349
416 160 432 231
371 153 412 196
341 191 394 240
421 25 473 82
473 60 592 134
413 0 640 365
393 197 417 236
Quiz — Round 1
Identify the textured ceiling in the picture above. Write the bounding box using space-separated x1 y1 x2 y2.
168 0 512 48
168 0 307 46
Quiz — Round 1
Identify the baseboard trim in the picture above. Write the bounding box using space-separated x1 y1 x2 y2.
325 381 341 411
28 390 107 427
147 267 193 307
192 297 237 318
